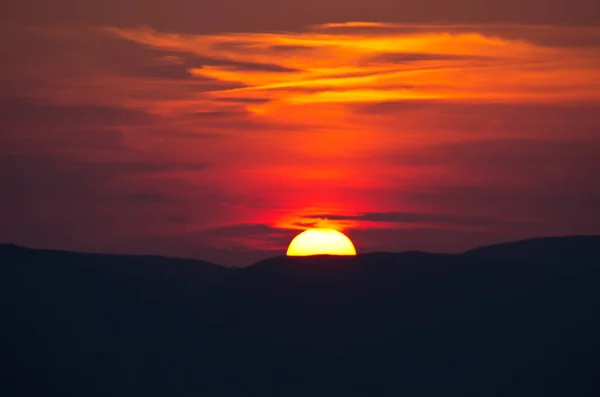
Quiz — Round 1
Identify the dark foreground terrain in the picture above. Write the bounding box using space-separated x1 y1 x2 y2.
2 236 600 396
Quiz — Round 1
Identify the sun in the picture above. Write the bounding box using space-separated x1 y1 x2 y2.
286 228 357 256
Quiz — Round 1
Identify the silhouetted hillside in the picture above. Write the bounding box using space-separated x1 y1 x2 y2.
465 235 600 260
2 236 600 396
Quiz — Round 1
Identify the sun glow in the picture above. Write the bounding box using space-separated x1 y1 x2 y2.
286 228 357 256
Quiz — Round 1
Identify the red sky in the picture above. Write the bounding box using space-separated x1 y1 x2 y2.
1 1 599 265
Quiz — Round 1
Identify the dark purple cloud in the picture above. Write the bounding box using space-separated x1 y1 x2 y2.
367 52 494 63
346 226 531 254
303 211 533 228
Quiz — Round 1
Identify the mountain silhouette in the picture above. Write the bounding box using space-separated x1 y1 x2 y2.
3 236 600 396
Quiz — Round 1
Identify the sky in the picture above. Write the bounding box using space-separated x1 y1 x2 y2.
1 1 599 265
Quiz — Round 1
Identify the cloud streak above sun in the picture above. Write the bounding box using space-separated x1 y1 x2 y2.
1 21 600 264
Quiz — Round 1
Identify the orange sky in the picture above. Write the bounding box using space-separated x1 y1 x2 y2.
1 15 600 265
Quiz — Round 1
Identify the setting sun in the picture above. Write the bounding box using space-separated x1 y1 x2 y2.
286 229 357 256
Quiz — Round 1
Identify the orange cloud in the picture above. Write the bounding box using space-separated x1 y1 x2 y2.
104 23 600 112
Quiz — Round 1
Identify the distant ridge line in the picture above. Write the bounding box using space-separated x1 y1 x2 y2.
2 234 599 268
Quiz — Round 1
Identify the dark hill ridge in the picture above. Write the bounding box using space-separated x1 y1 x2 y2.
3 234 599 270
465 235 600 259
2 236 600 397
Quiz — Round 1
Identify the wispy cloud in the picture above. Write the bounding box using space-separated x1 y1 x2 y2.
105 22 600 111
301 211 534 228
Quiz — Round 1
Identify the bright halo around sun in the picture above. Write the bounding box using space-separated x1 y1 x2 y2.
286 228 357 256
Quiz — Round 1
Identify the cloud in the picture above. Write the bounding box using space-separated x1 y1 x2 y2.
268 44 317 52
214 97 270 104
347 226 525 254
302 211 529 228
104 23 600 111
367 52 493 63
6 23 599 131
407 184 600 238
312 23 600 49
187 54 300 73
290 220 321 228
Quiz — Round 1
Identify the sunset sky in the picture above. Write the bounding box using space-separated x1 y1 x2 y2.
1 1 599 265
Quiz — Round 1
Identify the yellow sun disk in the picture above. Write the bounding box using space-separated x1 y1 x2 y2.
286 229 357 256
